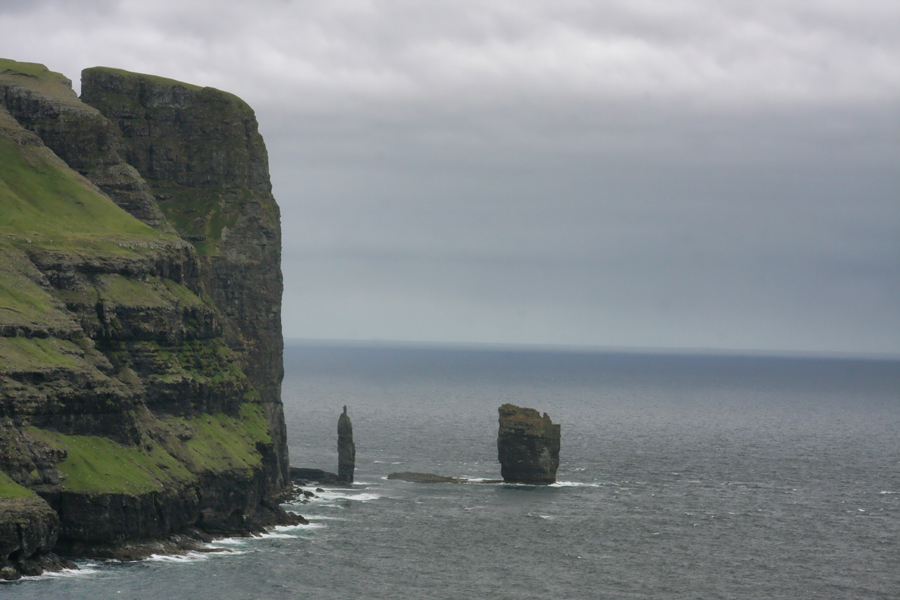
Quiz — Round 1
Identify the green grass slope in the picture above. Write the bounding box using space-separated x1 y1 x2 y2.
0 108 177 338
0 123 170 252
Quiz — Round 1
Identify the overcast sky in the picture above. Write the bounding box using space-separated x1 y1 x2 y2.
2 0 898 355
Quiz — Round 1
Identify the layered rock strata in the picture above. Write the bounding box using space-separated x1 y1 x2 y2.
0 59 295 579
497 404 561 484
79 67 288 491
337 406 355 484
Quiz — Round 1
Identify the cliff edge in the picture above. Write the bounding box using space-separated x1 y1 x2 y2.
0 59 294 579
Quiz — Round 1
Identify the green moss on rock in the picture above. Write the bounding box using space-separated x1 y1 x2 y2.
152 186 251 256
22 403 270 494
0 337 83 371
26 428 192 494
173 404 270 475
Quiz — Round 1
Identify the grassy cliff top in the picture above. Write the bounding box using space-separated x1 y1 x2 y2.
86 66 204 92
0 58 91 111
83 66 252 113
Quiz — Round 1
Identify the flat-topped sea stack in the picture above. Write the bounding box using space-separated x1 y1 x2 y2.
497 404 561 484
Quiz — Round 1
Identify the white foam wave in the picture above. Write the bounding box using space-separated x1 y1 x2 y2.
341 492 382 502
274 522 324 531
211 537 247 546
147 551 210 563
880 491 897 495
527 512 554 520
550 481 612 488
316 490 382 502
252 523 325 539
23 565 99 581
204 548 247 556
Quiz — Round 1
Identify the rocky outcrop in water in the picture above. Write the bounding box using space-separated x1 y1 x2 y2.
337 406 355 484
497 404 561 484
0 59 296 579
387 472 468 483
289 467 339 485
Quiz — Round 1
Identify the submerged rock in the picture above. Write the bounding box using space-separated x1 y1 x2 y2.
289 467 339 485
337 406 356 483
387 472 465 483
497 404 561 484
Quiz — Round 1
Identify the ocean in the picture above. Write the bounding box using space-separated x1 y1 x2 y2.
5 342 900 599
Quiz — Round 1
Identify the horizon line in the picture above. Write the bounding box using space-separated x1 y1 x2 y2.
283 337 900 362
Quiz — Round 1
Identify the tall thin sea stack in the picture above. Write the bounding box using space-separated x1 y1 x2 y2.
337 406 355 484
497 404 561 484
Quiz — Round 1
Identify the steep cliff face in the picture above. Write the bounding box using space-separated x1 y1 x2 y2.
0 59 293 579
80 67 287 490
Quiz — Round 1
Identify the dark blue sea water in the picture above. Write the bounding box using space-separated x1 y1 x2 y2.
5 343 900 599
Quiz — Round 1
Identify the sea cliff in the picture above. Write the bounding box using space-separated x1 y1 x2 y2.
0 59 294 579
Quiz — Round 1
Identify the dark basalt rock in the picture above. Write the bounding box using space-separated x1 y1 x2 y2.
0 495 61 580
387 472 465 483
337 406 355 484
497 403 561 484
289 467 340 485
80 67 289 491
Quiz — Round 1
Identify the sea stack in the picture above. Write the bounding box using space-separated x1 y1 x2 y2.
497 404 561 484
337 406 356 484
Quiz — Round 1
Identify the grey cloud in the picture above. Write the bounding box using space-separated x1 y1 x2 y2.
1 0 898 354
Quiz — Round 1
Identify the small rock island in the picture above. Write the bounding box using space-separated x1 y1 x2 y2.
497 404 561 484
